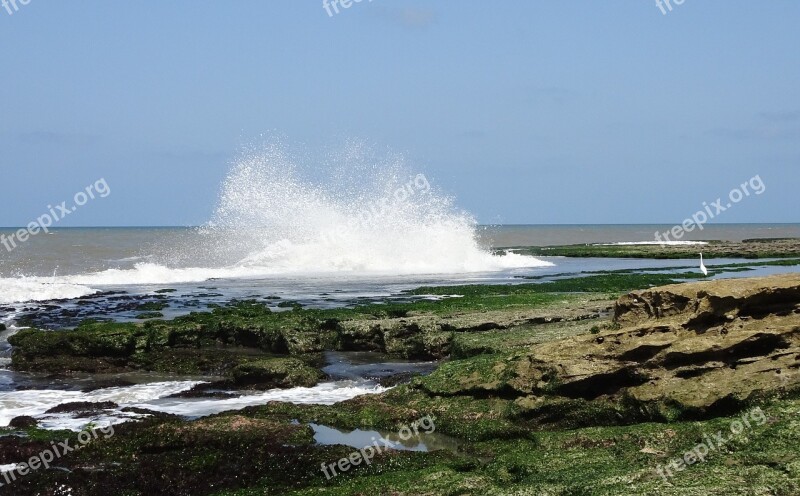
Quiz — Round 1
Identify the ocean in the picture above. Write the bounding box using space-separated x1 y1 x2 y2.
2 224 798 300
0 224 798 309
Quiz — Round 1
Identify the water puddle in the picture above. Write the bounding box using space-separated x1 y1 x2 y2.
310 423 459 453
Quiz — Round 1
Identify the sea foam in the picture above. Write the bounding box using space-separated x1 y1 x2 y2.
0 139 551 304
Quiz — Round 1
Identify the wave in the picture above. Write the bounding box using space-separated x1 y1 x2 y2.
195 138 550 274
0 139 551 304
0 278 98 305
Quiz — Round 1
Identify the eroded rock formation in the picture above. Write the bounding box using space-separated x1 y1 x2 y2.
418 274 800 424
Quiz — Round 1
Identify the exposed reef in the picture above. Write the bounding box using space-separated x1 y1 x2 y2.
2 273 800 494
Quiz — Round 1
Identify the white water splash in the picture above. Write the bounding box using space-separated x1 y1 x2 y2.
0 139 550 304
0 381 204 429
199 138 549 274
0 380 389 431
135 381 390 419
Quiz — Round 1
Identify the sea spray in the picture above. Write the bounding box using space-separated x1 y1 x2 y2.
200 138 549 274
0 138 551 304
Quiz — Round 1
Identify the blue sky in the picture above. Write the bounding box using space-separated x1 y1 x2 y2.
0 1 798 226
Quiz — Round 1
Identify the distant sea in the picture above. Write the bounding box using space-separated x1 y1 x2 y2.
1 224 798 279
0 224 795 306
480 223 800 247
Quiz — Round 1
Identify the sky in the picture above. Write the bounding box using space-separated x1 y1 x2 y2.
0 0 798 226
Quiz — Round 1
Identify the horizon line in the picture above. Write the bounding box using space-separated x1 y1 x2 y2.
1 222 798 230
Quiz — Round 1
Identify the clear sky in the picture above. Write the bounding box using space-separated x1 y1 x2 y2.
0 1 797 226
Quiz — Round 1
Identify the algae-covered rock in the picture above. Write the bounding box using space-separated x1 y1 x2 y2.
9 322 141 372
8 416 38 428
336 317 451 359
6 292 600 375
417 273 800 426
45 401 119 417
231 357 324 389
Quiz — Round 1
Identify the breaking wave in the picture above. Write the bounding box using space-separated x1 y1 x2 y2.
0 138 550 304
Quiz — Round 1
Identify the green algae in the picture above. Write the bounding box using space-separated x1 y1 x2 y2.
5 270 800 495
515 242 800 260
231 357 323 388
9 395 798 495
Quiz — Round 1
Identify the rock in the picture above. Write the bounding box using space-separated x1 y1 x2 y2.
165 383 239 399
231 357 324 389
8 416 38 428
81 379 137 392
614 273 800 326
45 401 119 417
135 312 164 320
375 371 426 387
417 274 800 425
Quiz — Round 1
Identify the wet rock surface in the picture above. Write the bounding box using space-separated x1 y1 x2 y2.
230 357 324 389
44 401 120 416
418 273 800 423
7 416 38 429
2 273 800 494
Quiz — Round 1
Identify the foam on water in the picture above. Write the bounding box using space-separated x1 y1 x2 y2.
0 381 204 428
0 278 97 305
0 380 389 431
135 381 390 419
0 139 550 304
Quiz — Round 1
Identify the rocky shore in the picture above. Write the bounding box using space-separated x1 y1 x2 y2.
515 237 800 259
2 272 800 494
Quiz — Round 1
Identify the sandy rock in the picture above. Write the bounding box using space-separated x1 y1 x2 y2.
420 274 800 422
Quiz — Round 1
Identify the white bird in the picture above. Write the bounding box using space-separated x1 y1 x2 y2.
699 252 708 276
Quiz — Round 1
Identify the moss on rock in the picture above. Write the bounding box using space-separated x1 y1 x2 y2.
231 357 324 389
